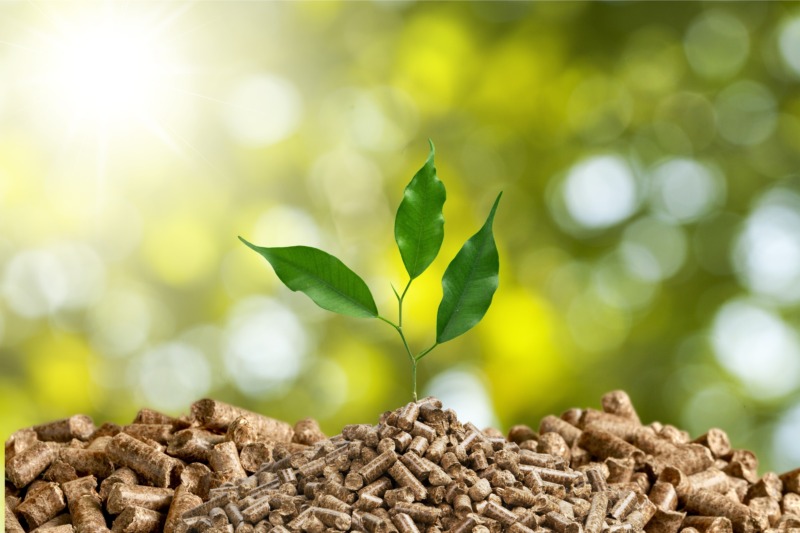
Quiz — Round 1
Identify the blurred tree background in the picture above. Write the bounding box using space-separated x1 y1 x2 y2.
1 0 800 482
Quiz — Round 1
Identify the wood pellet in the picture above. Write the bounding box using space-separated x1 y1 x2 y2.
5 391 800 533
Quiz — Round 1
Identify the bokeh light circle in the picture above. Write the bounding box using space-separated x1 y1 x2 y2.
561 155 638 230
225 74 303 147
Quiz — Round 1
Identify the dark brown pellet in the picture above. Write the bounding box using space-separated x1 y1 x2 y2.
6 441 58 488
16 480 66 529
34 415 96 442
42 460 79 484
388 461 427 501
191 399 294 443
60 448 115 478
780 467 800 494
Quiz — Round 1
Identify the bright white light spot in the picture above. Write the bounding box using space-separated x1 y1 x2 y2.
684 10 749 79
715 81 777 146
425 368 498 429
562 155 638 229
778 17 800 78
649 158 723 223
137 342 211 412
773 402 800 472
224 297 307 397
45 15 179 125
711 300 800 399
225 74 303 146
734 194 800 303
621 217 688 282
2 243 105 318
89 288 152 358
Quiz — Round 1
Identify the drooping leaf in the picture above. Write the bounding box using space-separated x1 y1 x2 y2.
436 193 502 343
239 237 378 318
394 140 446 280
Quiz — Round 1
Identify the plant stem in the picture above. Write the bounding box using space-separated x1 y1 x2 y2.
379 278 424 400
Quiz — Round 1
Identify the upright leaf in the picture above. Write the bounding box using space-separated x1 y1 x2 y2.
395 141 446 280
239 237 378 318
436 193 502 343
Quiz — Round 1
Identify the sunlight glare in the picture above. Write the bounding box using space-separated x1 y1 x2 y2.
46 15 179 126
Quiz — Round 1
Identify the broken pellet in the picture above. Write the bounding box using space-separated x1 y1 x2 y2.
611 490 638 521
107 433 182 488
646 509 687 533
601 390 641 425
16 481 66 529
34 415 96 442
164 484 203 533
111 506 163 533
6 440 58 488
209 441 247 480
191 399 294 442
693 429 731 459
649 481 679 511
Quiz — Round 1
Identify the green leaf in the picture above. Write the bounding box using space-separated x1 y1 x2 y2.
436 193 502 343
395 140 446 280
239 237 378 318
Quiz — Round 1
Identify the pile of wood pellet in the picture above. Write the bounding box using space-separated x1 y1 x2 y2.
5 392 800 533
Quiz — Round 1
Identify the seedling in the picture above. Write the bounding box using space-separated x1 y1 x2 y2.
240 141 501 401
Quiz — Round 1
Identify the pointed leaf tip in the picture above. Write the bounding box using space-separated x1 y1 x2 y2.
435 192 502 344
394 141 447 280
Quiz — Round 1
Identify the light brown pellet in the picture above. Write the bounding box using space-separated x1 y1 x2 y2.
165 485 203 533
602 390 642 425
684 489 753 533
649 481 679 511
59 448 115 479
544 511 581 533
611 491 638 521
107 484 174 515
579 429 644 464
106 433 182 488
111 506 163 533
392 502 441 524
359 450 398 485
585 492 608 533
540 415 582 447
292 418 326 446
681 516 734 533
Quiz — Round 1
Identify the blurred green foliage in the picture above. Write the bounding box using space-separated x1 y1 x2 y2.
1 2 800 500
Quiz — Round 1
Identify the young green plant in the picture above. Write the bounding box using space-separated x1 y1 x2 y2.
239 142 501 401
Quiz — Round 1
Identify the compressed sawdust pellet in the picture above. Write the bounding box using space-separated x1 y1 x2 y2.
6 390 800 533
